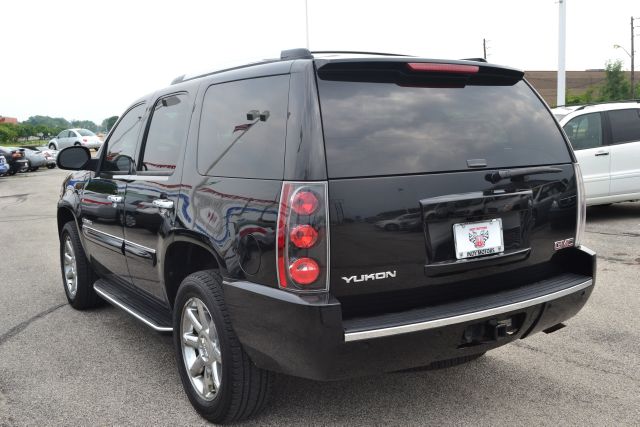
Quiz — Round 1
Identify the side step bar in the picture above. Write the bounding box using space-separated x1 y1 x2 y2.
343 273 593 342
94 279 173 333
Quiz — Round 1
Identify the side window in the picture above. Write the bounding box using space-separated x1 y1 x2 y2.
139 93 190 174
102 103 146 173
607 108 640 144
69 131 77 139
563 113 603 150
197 75 289 179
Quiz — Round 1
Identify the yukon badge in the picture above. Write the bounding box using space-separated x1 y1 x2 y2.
342 271 397 284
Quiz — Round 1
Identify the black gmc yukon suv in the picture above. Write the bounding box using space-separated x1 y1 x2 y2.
56 49 596 423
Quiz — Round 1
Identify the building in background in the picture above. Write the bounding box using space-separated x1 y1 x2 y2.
0 116 18 124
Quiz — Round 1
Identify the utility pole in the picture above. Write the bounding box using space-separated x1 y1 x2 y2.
483 38 487 60
557 0 567 107
305 0 310 49
632 16 635 99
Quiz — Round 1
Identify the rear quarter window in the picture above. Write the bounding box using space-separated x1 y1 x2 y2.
607 108 640 144
317 78 572 178
197 75 290 179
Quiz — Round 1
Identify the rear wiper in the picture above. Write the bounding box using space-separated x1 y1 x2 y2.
485 166 563 184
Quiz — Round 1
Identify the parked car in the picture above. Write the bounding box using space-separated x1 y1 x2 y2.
0 155 9 175
0 147 28 175
55 49 596 424
33 146 58 169
48 128 103 151
375 212 421 231
553 101 640 206
13 147 47 171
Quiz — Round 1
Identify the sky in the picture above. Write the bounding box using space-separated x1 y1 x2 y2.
0 0 638 124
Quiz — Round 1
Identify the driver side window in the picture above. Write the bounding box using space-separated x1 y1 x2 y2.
102 103 146 173
563 113 603 151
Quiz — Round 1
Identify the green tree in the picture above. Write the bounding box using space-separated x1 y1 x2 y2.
101 116 118 132
599 60 630 101
25 115 70 129
0 124 18 143
70 120 98 132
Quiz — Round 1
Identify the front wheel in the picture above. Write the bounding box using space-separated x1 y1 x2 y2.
60 222 101 309
174 270 273 424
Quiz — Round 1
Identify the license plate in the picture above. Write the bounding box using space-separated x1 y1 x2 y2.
453 218 504 259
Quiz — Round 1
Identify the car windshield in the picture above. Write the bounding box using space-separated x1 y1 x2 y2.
78 129 96 137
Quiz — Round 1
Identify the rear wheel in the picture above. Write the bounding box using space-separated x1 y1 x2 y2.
48 143 57 150
47 163 55 169
174 270 273 423
60 222 101 309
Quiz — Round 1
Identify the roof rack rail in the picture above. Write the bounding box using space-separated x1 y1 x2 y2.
311 50 412 57
461 57 487 62
281 48 313 60
573 99 640 111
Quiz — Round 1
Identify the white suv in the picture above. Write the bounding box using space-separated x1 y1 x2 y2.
554 102 640 206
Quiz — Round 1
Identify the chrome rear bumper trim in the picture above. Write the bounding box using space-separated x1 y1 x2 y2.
344 278 593 342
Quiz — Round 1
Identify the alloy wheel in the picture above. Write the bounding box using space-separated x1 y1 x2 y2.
62 235 78 298
180 297 222 401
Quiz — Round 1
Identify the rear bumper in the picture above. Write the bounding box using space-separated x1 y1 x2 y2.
224 246 596 381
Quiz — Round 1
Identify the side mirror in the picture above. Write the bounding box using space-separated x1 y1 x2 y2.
57 146 96 171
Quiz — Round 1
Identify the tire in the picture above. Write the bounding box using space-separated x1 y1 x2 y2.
47 164 56 169
31 166 39 172
74 142 81 146
59 221 101 309
48 143 57 150
7 168 15 176
174 270 274 424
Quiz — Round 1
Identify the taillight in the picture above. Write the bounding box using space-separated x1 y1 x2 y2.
82 138 87 143
574 163 586 246
276 182 329 292
290 225 318 248
289 258 320 285
407 62 479 74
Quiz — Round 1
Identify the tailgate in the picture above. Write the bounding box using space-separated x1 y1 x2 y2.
315 58 578 318
329 168 579 318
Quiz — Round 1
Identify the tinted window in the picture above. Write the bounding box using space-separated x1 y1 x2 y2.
102 103 146 173
197 75 289 179
608 108 640 144
317 79 572 178
563 113 603 150
78 129 96 137
139 94 190 174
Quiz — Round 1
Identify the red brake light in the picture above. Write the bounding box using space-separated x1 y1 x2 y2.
289 258 320 285
83 138 87 142
290 225 318 248
407 63 479 74
276 182 329 292
291 191 318 215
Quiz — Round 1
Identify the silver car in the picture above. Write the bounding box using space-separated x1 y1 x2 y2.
48 128 103 151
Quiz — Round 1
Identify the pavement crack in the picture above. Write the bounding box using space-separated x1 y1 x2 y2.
585 230 640 238
0 303 66 346
513 341 640 383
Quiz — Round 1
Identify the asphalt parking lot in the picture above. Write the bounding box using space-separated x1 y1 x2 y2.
0 168 639 426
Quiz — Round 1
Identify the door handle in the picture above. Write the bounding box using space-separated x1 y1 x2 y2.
152 199 174 209
594 151 609 156
107 195 123 203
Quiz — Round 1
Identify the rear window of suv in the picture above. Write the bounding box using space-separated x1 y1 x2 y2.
317 75 571 178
